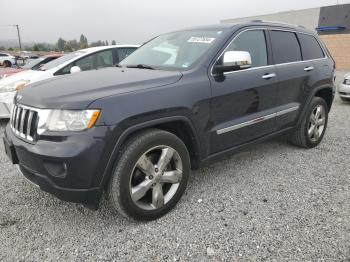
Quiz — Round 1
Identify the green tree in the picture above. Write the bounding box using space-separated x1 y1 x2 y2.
105 40 109 46
8 47 14 51
111 40 116 45
64 42 73 52
32 43 40 51
57 37 66 51
79 34 88 49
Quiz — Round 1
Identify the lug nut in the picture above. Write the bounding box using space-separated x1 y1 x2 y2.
155 168 159 173
149 175 153 179
152 183 156 187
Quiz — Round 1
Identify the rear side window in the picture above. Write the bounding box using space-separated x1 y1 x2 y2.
270 31 302 64
298 34 325 60
226 30 268 68
116 48 137 62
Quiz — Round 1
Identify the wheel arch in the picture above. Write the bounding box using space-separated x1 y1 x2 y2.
100 116 201 188
297 85 334 126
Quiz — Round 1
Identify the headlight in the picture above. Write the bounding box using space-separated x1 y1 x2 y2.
344 79 350 85
37 109 101 132
0 80 30 93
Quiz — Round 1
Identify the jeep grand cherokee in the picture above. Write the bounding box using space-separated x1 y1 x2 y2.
3 22 335 220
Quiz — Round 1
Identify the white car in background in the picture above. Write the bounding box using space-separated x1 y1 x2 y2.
0 53 16 67
0 45 139 118
339 73 350 102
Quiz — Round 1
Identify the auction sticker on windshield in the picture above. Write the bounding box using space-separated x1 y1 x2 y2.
187 37 215 44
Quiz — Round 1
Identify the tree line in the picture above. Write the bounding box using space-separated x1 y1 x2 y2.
0 34 117 52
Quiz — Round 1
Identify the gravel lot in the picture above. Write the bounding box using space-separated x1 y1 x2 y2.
0 75 349 261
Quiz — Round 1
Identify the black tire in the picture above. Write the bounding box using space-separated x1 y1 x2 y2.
289 97 328 148
340 97 350 102
107 129 191 221
3 61 12 67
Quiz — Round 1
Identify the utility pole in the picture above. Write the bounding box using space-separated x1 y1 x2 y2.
15 24 22 53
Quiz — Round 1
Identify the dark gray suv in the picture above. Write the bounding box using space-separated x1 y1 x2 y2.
4 22 335 220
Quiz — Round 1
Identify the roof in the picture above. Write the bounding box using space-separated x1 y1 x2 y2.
79 45 140 53
42 53 64 58
181 21 314 34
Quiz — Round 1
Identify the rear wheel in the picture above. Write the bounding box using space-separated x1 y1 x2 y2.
3 61 12 67
108 129 190 221
290 97 328 148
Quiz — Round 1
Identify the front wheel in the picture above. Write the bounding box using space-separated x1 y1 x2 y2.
108 129 190 221
3 61 12 67
289 97 328 148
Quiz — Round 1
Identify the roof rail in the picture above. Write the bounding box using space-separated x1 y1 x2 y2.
249 19 305 29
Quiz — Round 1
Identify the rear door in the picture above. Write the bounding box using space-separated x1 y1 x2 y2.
269 30 314 129
209 29 278 153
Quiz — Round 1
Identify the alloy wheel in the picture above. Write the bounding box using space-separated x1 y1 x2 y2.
129 146 183 210
308 104 326 142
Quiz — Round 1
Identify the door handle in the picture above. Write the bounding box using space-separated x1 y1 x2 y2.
304 66 314 72
262 73 276 79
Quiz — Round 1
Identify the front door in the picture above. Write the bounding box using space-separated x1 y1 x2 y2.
209 29 278 153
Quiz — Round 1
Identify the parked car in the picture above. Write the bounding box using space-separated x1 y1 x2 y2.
0 45 139 118
0 54 64 79
0 53 16 67
3 22 335 220
338 73 350 101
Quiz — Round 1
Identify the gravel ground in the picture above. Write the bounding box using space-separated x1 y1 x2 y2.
0 75 349 261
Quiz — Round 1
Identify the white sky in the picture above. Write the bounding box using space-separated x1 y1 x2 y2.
1 0 350 44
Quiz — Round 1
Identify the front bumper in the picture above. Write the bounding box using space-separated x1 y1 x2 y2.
4 123 118 208
338 83 350 98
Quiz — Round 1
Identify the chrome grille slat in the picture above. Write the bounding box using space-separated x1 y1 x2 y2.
11 104 38 142
26 111 34 137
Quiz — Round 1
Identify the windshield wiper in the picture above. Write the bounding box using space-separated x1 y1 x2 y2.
126 64 155 70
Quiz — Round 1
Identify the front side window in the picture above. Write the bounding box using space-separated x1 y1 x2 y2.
119 30 226 70
225 30 268 68
96 50 113 68
298 34 325 60
270 30 302 64
56 50 114 75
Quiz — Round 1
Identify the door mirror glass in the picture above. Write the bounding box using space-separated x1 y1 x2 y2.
70 66 81 74
214 51 252 74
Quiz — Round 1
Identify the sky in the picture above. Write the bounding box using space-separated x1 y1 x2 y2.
1 0 350 45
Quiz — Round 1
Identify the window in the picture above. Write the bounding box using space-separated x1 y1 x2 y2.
116 48 137 62
56 54 95 75
298 34 325 60
96 50 113 68
225 30 268 68
270 31 302 64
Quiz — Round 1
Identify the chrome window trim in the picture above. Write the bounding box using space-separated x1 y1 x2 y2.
216 105 299 135
210 27 328 77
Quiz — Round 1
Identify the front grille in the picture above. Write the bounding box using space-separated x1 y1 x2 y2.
10 104 39 142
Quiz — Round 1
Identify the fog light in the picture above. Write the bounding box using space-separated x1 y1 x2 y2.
43 160 67 178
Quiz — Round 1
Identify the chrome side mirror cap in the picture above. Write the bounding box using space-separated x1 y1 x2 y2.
70 66 82 74
213 51 252 74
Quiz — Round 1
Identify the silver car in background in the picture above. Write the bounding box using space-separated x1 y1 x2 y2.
338 73 350 102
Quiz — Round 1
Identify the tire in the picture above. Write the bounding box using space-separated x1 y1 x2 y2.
3 61 12 67
108 129 191 221
289 97 328 148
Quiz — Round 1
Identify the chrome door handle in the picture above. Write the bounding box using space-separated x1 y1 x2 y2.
262 73 276 79
304 66 314 72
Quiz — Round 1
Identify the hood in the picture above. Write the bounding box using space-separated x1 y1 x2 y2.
18 67 183 109
0 70 44 85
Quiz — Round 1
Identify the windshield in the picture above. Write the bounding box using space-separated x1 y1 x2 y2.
22 58 44 69
41 51 85 70
120 30 225 70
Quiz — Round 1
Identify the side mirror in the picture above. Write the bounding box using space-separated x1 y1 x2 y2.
70 66 82 74
213 51 252 74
